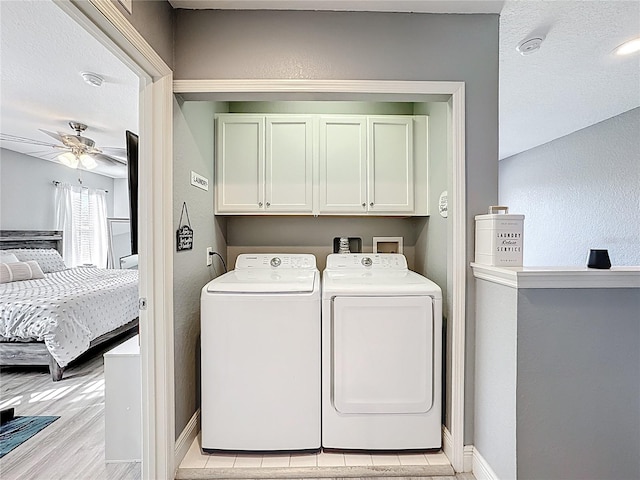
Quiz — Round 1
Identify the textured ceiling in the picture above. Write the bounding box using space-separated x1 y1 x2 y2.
499 0 640 159
0 0 139 178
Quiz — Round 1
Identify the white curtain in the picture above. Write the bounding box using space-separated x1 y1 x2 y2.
55 183 108 268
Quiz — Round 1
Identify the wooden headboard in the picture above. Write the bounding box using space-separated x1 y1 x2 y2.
0 230 63 253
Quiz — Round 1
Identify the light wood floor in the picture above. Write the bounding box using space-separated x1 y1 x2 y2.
0 334 140 480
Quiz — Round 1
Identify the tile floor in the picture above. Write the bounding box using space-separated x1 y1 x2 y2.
180 434 452 470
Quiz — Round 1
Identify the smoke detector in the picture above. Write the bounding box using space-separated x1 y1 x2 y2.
81 72 104 87
516 37 544 56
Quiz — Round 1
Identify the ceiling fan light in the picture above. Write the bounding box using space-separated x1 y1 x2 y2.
58 152 79 169
79 154 97 170
614 37 640 56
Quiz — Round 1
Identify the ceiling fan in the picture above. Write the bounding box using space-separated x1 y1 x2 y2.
0 121 127 170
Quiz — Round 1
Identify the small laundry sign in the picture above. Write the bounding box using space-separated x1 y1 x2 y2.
176 202 193 251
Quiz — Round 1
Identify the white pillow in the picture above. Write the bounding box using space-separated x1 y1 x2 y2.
6 248 67 273
0 252 19 263
0 260 45 284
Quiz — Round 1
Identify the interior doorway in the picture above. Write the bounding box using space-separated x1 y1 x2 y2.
174 80 467 473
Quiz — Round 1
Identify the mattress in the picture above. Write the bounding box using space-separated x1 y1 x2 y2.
0 267 139 367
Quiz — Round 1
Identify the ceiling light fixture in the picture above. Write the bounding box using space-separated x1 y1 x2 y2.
57 150 97 170
614 36 640 56
516 37 544 56
81 72 104 87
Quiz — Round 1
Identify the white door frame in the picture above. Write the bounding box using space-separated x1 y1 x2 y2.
56 1 175 479
174 79 467 472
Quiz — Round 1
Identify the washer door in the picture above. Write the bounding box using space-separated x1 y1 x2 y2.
332 296 433 414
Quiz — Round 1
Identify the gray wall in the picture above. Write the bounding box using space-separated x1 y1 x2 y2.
0 148 115 229
110 0 174 70
500 108 640 267
113 178 130 218
173 98 227 438
174 11 500 443
517 288 640 480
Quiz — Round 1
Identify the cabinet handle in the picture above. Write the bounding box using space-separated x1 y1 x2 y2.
258 202 263 207
362 203 366 208
370 202 374 207
266 202 271 207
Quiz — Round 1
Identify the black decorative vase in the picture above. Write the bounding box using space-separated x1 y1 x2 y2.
587 249 611 269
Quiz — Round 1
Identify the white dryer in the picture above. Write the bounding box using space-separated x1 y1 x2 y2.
322 253 442 450
201 254 320 452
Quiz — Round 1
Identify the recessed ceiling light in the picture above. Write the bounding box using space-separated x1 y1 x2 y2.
516 37 544 56
81 72 104 87
614 36 640 56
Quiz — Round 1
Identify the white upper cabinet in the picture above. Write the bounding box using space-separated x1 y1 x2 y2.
319 115 414 215
367 116 414 213
319 116 367 213
215 115 264 213
215 115 313 214
265 116 314 213
216 113 427 216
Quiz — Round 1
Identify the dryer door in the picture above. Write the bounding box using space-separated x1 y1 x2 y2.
332 295 434 414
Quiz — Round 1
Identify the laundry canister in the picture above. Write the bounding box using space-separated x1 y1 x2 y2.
474 206 524 266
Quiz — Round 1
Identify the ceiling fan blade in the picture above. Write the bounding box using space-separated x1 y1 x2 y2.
0 133 60 148
38 129 66 143
25 148 68 158
92 152 127 166
99 146 127 158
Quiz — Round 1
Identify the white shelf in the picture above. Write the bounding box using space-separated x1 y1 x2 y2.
471 263 640 289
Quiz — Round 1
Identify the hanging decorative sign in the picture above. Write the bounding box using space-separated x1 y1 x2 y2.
176 202 194 251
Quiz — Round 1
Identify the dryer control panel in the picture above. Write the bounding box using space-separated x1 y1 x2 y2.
326 254 408 270
235 254 317 270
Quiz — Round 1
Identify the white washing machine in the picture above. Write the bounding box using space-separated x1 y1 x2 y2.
322 253 442 450
201 254 320 452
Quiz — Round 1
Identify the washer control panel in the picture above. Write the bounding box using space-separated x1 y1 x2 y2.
326 253 407 270
235 254 317 270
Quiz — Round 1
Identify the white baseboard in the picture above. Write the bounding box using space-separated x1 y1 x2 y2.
175 409 200 468
442 425 474 473
463 444 474 472
442 425 453 460
472 446 500 480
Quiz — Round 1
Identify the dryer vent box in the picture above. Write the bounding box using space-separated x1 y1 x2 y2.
475 213 524 267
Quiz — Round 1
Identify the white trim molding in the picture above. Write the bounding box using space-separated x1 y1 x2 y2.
472 446 501 480
174 79 467 95
464 445 475 473
448 83 466 473
175 409 200 468
471 263 640 289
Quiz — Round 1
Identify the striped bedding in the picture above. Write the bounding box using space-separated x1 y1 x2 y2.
0 267 138 367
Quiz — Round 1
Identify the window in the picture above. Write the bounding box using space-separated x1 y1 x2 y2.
55 183 108 268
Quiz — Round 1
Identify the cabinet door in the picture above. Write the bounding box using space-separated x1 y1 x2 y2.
367 116 414 213
215 115 264 213
319 116 367 213
265 116 313 213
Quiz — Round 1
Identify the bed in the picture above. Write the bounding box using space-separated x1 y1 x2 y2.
0 230 139 381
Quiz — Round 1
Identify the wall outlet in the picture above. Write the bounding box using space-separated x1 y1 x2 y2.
206 247 213 266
